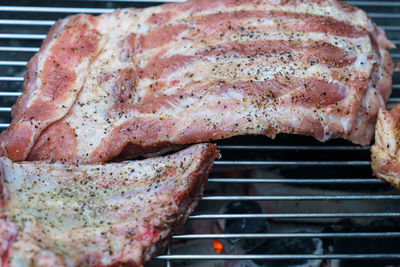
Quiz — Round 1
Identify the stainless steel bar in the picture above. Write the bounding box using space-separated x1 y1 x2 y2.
0 124 10 128
388 98 400 103
393 40 400 46
0 108 12 112
218 145 370 151
166 245 171 267
156 254 400 260
0 92 22 97
0 61 27 66
201 195 400 201
369 13 400 19
0 6 114 14
214 160 370 166
172 232 400 239
347 1 400 7
207 178 384 184
381 26 400 31
0 34 46 40
0 19 55 26
0 77 24 82
0 47 39 52
1 1 399 8
189 212 400 219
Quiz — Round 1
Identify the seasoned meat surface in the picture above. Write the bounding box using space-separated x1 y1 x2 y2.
0 15 105 162
0 0 394 163
371 106 400 188
0 143 218 266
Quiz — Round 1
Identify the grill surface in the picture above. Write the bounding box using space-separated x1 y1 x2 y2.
1 1 400 266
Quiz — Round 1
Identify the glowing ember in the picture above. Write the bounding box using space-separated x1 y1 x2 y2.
212 239 223 254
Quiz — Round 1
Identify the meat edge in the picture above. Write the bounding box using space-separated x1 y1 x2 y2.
371 105 400 189
0 13 104 162
140 143 218 265
348 25 394 146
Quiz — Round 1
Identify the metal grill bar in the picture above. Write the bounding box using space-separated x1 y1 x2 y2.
189 213 400 219
0 92 22 97
172 232 400 239
0 34 46 39
43 0 400 5
166 245 172 267
0 77 24 82
201 195 400 201
379 26 400 31
0 47 39 52
208 178 384 183
214 160 370 166
388 98 400 103
0 19 55 25
0 61 27 66
218 145 370 150
0 6 114 13
391 55 400 60
156 254 400 260
0 2 400 13
367 13 400 19
347 1 400 6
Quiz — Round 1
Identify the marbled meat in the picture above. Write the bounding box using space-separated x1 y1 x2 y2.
0 0 394 163
0 143 218 266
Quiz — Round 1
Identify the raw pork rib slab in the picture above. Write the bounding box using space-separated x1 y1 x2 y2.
371 106 400 189
0 143 218 266
1 0 394 163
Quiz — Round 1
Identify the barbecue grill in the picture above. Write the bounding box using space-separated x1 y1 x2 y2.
1 0 400 266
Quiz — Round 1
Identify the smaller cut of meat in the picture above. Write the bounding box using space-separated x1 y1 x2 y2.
371 105 400 188
0 143 218 267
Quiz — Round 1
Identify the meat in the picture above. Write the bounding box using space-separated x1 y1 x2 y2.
0 0 394 163
0 15 104 162
371 106 400 189
0 143 218 266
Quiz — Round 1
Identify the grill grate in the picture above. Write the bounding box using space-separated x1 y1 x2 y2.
1 1 400 266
